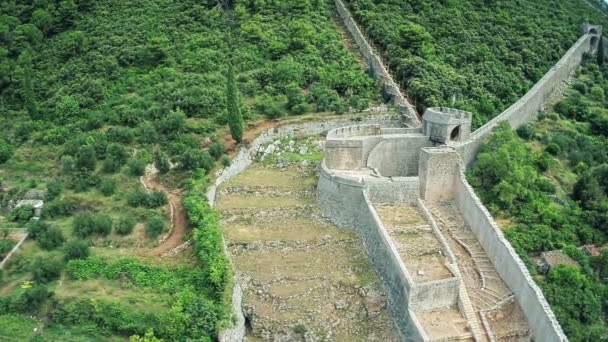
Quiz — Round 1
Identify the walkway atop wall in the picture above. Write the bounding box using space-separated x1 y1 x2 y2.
429 202 530 341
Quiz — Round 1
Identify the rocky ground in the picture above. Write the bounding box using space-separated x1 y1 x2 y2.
216 138 396 342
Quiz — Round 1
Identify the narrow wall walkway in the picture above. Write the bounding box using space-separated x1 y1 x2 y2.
428 202 530 342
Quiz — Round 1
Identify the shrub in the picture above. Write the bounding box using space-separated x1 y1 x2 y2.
37 226 66 250
0 139 14 164
99 177 117 196
127 189 167 208
154 151 171 174
46 181 63 201
45 198 79 218
209 142 226 160
220 155 231 167
0 240 15 259
179 149 214 171
147 191 167 208
546 143 561 156
73 212 113 238
145 216 165 238
61 155 76 173
516 124 535 140
9 205 34 222
64 240 90 261
127 158 147 176
116 216 137 235
31 257 63 283
27 221 50 240
76 145 97 170
127 188 148 207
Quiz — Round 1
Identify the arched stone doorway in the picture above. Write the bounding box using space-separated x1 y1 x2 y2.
450 125 461 141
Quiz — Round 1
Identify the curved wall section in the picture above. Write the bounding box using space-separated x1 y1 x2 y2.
366 136 433 177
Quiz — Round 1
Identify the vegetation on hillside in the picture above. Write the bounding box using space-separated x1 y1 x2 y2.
0 0 376 340
345 0 608 126
469 60 608 341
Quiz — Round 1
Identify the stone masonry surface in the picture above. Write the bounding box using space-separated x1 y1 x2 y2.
316 23 602 342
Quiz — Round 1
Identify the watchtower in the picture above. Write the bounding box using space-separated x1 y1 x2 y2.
422 107 472 144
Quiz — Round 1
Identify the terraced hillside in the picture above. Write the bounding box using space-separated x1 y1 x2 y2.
343 0 608 126
216 156 396 341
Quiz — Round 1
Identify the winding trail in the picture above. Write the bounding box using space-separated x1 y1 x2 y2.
140 166 188 257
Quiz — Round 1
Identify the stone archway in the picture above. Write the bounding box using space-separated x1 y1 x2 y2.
590 28 599 35
450 125 461 141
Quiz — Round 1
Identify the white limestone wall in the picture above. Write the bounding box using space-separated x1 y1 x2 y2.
454 170 567 342
334 0 421 128
457 33 594 167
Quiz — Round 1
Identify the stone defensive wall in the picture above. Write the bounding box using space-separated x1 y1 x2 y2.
318 161 463 341
334 0 421 128
453 167 567 341
211 113 401 342
456 29 600 167
325 124 432 177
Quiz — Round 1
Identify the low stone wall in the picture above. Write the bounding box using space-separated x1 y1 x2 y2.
454 170 567 342
334 0 421 128
409 277 460 312
0 231 29 270
457 33 594 167
366 177 419 204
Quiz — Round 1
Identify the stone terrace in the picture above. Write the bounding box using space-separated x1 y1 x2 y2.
217 165 396 341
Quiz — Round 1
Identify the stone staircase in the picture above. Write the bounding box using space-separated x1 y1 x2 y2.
428 203 531 341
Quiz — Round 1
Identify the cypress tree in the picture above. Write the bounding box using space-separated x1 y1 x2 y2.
18 49 39 120
226 63 243 143
598 36 605 66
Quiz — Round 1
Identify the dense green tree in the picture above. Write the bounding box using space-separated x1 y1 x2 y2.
225 63 243 143
16 49 38 119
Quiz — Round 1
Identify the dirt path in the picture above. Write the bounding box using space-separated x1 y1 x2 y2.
140 165 188 257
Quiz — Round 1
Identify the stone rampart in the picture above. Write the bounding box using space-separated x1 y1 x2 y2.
454 170 567 342
334 0 421 128
318 163 463 340
325 124 434 175
208 114 400 204
457 33 594 167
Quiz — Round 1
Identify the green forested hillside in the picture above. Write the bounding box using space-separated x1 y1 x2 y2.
345 0 608 126
0 0 375 340
469 59 608 341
